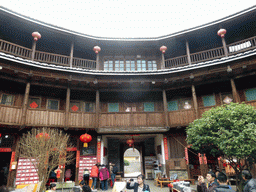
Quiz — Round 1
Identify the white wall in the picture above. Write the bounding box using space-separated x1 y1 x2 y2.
155 134 166 174
101 135 108 165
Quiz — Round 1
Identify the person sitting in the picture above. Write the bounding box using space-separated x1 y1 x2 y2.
213 172 235 192
46 183 56 192
197 171 219 192
126 174 150 192
242 170 256 192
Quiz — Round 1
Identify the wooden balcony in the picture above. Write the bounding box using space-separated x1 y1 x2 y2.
168 109 196 127
0 105 22 125
199 106 215 117
26 108 65 127
99 112 164 128
245 100 256 108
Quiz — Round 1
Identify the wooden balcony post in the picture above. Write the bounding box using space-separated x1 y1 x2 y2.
69 42 74 68
186 40 192 65
230 78 240 103
191 85 199 119
162 90 169 127
21 82 30 125
31 41 36 61
65 86 71 128
161 52 165 69
96 90 100 128
221 37 229 57
96 53 100 70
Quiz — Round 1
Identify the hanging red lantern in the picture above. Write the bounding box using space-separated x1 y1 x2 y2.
32 32 41 41
93 46 101 54
160 45 167 54
217 29 227 38
36 132 50 140
126 139 134 147
0 133 1 137
80 133 92 147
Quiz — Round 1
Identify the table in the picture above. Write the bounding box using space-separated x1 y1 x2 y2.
112 181 126 192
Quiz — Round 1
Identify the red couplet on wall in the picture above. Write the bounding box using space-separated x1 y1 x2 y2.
97 141 101 163
185 147 189 165
9 151 16 171
76 151 80 168
163 137 169 160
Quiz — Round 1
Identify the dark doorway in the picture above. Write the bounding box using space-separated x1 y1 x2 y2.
0 152 11 186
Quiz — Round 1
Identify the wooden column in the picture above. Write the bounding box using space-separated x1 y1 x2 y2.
75 138 80 185
95 90 100 128
186 41 192 65
191 85 199 119
221 37 229 57
96 53 100 70
161 53 165 69
21 82 30 125
31 41 36 61
65 86 71 128
162 90 169 127
69 42 74 68
230 78 240 103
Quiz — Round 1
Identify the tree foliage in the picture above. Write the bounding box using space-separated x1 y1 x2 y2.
18 128 74 192
186 103 256 191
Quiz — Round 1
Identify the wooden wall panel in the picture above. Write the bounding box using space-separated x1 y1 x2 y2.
199 106 213 117
69 113 96 127
0 106 22 124
168 109 196 126
246 100 256 108
48 111 65 126
132 113 147 126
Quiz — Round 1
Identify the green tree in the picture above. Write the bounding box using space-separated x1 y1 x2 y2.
186 102 256 191
124 159 130 166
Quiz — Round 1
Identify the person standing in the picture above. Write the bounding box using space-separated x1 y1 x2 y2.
99 164 110 191
197 171 219 192
109 162 118 188
242 170 256 192
90 164 99 190
83 168 90 185
126 174 150 192
213 172 235 192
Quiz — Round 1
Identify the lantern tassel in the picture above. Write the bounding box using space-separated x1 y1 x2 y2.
84 143 88 148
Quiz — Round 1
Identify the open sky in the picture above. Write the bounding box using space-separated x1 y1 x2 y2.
1 1 255 38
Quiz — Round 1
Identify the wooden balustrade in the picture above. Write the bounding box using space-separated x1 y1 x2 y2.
72 57 96 69
168 109 196 126
228 36 256 55
34 51 70 66
26 109 65 127
199 106 215 117
165 55 188 68
0 105 22 124
99 112 164 127
190 47 225 64
69 112 96 128
0 39 31 59
245 100 256 108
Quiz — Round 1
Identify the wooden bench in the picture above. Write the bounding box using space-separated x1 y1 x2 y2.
155 178 173 188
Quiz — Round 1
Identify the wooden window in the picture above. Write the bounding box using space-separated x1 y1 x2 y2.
0 94 14 106
85 102 95 112
202 95 216 107
70 101 81 112
148 60 157 70
28 97 41 108
245 88 256 101
137 59 146 71
144 102 154 112
104 60 113 71
126 60 136 71
47 99 59 110
115 60 124 71
108 103 119 112
168 100 178 111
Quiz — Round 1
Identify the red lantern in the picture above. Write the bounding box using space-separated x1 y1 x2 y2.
160 45 167 54
36 132 50 140
80 134 92 147
217 29 227 38
126 139 134 147
32 32 41 41
0 133 1 137
93 46 101 54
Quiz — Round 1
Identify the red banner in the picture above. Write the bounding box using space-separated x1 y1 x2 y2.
0 148 12 152
9 151 16 171
198 153 203 165
163 137 169 160
185 147 189 165
97 141 101 163
76 151 80 168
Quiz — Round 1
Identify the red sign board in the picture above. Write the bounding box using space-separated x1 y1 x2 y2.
163 137 169 160
97 141 101 163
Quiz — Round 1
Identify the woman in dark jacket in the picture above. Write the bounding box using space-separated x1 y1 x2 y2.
126 174 150 192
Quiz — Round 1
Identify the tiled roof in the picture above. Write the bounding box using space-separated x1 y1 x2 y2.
0 49 256 76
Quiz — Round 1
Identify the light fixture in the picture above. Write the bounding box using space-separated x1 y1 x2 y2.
223 96 233 104
5 135 9 138
227 65 232 73
0 66 2 70
152 81 155 84
184 102 192 109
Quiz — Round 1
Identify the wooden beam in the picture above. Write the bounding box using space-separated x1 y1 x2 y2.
230 78 241 103
95 90 100 128
162 89 169 127
65 86 71 128
70 42 74 68
186 41 192 65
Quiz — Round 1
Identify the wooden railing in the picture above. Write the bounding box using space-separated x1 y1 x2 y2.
99 112 164 128
0 105 22 125
0 39 31 59
69 112 96 128
165 55 188 68
245 100 256 108
168 109 196 126
199 106 215 117
1 36 256 70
